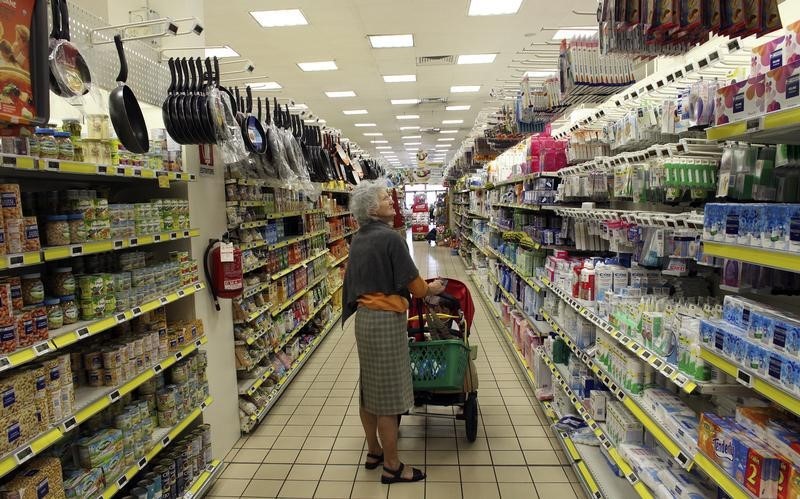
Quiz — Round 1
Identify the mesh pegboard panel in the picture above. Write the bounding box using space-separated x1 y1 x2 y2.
55 1 170 107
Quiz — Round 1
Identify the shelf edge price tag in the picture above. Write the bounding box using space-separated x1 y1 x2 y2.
15 446 33 465
162 435 170 446
138 457 147 469
746 117 762 132
158 174 170 189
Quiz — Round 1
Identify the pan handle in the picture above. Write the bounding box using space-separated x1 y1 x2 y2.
284 104 290 130
175 56 184 94
187 57 197 93
234 87 241 112
113 35 128 84
246 86 253 114
204 58 213 88
196 58 206 89
257 96 262 121
273 97 279 127
213 57 220 87
50 0 61 40
59 0 71 41
265 95 271 125
167 58 176 94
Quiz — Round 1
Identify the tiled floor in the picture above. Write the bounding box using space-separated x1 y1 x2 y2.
209 238 586 499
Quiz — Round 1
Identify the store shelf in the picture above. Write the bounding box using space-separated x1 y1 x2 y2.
693 452 753 499
42 228 199 262
492 172 558 188
487 273 548 336
235 303 274 325
0 336 207 480
243 311 341 432
540 277 698 394
466 211 489 219
273 294 333 353
100 396 213 498
50 282 205 351
326 211 352 217
183 459 222 499
492 202 557 211
242 281 270 299
486 246 544 293
271 273 328 317
238 366 276 396
1 154 196 181
541 309 697 471
329 254 349 268
701 241 800 274
238 230 327 252
271 250 329 280
0 282 204 374
700 346 800 417
540 351 650 499
327 230 357 244
706 107 800 144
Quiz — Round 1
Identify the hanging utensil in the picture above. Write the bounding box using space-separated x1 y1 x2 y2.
49 0 92 97
168 58 191 144
161 58 184 143
241 86 266 153
109 34 148 153
180 58 202 144
193 58 215 143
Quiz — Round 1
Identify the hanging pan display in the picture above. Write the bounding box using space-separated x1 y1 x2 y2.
109 34 149 153
49 0 92 97
241 86 266 153
161 58 186 144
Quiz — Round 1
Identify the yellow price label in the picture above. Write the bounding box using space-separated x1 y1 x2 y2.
158 175 170 189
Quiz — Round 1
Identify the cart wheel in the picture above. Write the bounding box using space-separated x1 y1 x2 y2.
464 392 478 442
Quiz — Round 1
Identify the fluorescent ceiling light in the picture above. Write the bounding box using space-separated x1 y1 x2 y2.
524 70 557 78
396 115 419 120
380 151 397 155
297 60 337 71
383 74 416 83
355 123 376 127
552 26 598 40
438 138 455 141
402 135 421 139
369 34 414 48
325 90 356 98
250 9 308 27
457 53 496 65
289 103 308 111
404 142 421 146
440 129 458 134
371 140 388 144
304 118 326 124
468 0 523 16
376 146 392 150
205 46 239 58
343 109 368 115
248 81 282 91
443 119 463 124
450 85 481 93
446 105 471 111
363 132 383 136
400 126 420 130
391 99 420 105
436 145 451 148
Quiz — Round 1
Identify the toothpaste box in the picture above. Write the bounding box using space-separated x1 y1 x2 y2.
698 413 741 476
589 390 608 422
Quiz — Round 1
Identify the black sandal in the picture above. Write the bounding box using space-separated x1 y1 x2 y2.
364 453 384 470
381 463 426 484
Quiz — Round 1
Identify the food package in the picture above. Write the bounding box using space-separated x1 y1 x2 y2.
4 219 23 254
0 403 42 455
0 370 35 418
0 456 65 499
0 184 22 220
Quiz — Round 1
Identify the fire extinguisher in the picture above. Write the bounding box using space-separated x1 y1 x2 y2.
203 238 243 311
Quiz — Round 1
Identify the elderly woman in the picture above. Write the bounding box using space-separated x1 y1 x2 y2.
343 180 445 484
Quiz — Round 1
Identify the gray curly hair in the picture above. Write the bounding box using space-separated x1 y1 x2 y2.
349 179 390 226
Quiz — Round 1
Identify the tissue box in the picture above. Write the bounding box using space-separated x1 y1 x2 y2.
752 36 787 77
766 60 800 113
715 76 766 125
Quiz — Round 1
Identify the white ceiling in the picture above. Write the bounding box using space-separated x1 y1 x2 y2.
202 0 594 166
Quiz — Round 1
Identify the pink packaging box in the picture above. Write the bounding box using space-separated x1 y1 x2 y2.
715 75 766 125
765 59 800 113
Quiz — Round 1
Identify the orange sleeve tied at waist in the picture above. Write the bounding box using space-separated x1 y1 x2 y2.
357 276 428 313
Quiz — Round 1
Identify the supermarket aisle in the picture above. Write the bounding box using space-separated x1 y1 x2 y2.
208 240 584 499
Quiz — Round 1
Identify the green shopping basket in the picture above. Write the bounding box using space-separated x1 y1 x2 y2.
409 339 470 391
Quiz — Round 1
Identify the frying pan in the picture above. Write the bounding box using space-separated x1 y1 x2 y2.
49 0 92 97
241 86 266 153
180 58 202 144
234 88 245 127
168 58 189 144
109 35 148 154
161 58 184 143
195 58 216 144
207 57 234 143
188 58 214 143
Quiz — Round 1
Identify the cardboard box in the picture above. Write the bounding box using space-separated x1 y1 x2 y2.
715 76 766 125
0 456 65 499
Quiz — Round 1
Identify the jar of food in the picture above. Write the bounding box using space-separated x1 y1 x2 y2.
28 130 40 157
62 119 81 138
21 273 44 306
60 295 78 325
45 215 70 246
45 297 62 329
68 213 88 243
52 267 75 296
55 131 74 160
38 129 58 159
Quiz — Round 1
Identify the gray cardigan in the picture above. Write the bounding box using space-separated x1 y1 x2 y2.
342 220 420 324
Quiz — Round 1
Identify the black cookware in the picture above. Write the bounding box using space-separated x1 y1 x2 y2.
49 0 91 97
241 86 266 153
109 35 148 153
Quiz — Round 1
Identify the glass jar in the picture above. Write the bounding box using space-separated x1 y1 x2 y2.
52 267 75 296
60 295 78 325
38 129 58 159
45 215 70 246
55 131 74 160
68 213 88 244
21 273 44 306
28 129 40 157
45 297 63 329
61 119 81 138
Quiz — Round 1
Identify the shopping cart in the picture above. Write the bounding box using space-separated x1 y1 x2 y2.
403 278 480 442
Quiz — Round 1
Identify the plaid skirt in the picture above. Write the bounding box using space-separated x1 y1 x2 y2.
354 307 414 415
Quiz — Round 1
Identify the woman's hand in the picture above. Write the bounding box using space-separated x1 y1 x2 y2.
427 279 445 296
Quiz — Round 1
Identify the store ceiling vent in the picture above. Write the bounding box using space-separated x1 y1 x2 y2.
416 55 455 66
420 97 448 105
421 127 441 134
